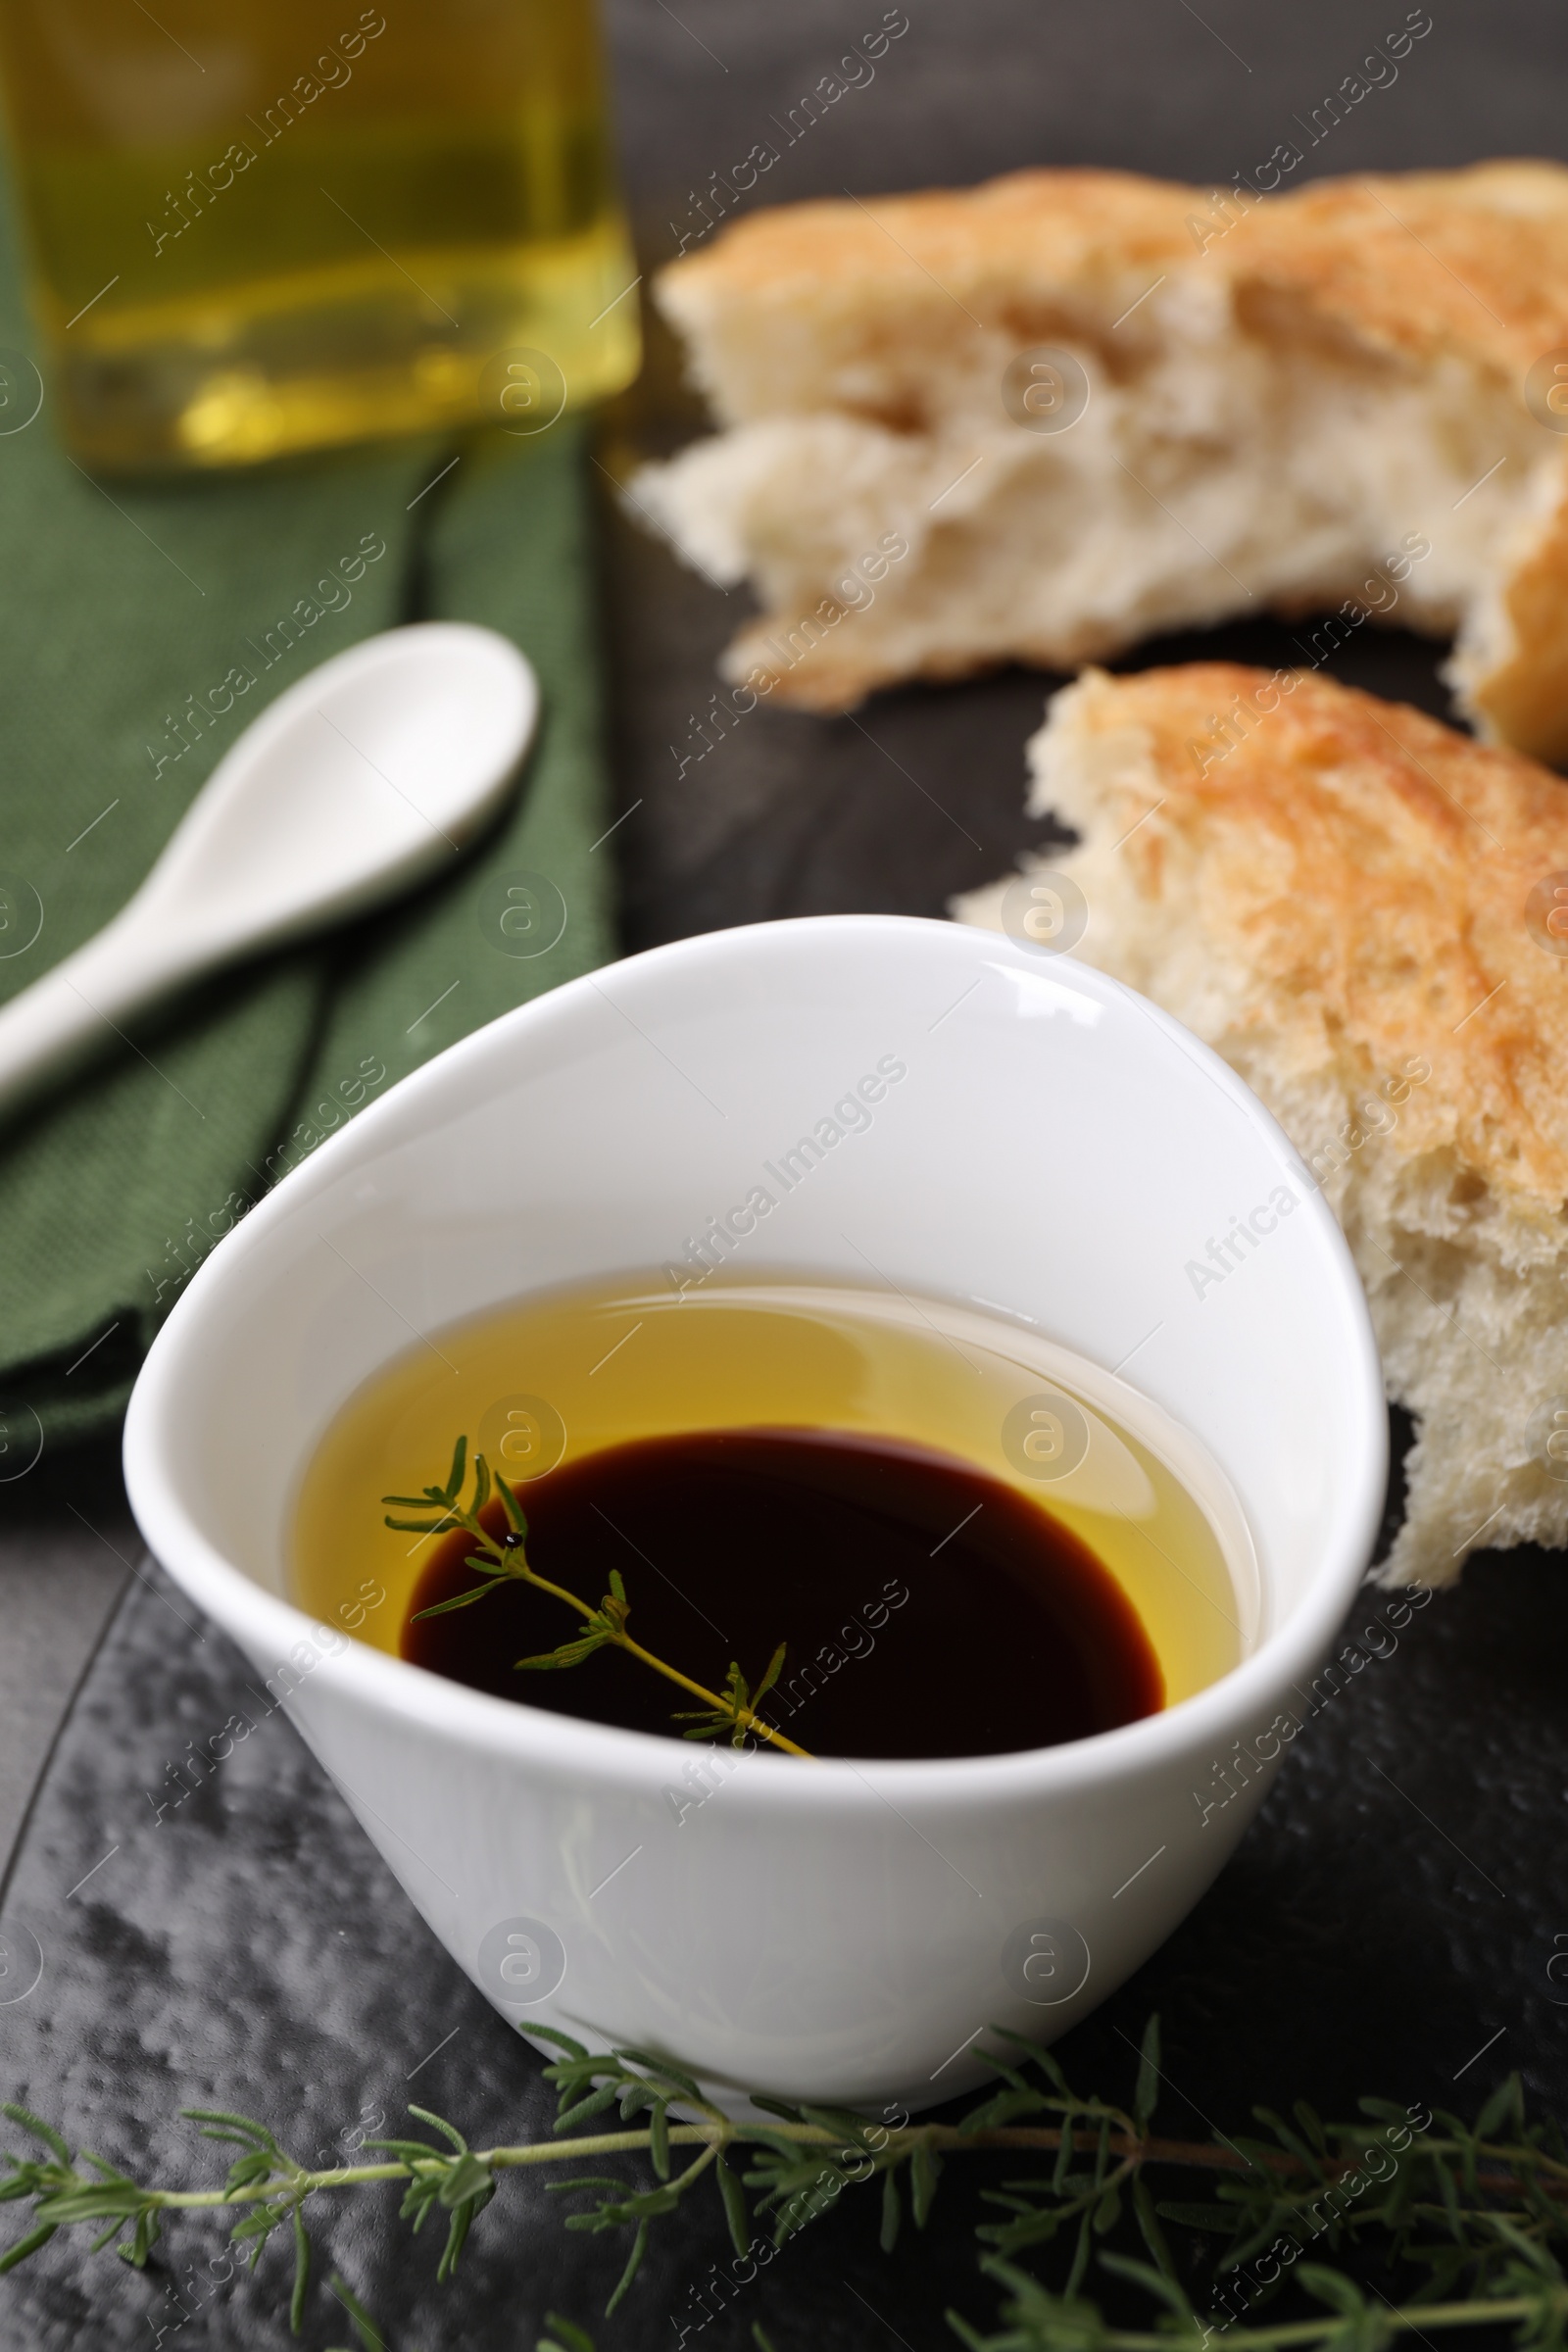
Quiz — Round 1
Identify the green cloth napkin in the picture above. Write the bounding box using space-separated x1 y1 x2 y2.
0 244 615 1451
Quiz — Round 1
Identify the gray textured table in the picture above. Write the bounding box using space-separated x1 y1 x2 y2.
3 1 1567 2345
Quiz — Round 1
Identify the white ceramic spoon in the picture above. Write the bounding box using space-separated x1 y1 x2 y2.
0 622 539 1120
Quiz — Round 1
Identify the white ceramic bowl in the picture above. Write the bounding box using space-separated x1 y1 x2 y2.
124 916 1385 2111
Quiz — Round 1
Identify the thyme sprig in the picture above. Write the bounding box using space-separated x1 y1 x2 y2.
382 1437 810 1758
5 2021 1565 2352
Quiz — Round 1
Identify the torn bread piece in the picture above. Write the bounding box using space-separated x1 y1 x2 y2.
637 162 1568 758
954 662 1568 1587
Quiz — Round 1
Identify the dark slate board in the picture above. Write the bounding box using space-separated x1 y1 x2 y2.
7 0 1568 2342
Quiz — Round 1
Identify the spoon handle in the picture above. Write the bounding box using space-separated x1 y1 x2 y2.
0 914 182 1123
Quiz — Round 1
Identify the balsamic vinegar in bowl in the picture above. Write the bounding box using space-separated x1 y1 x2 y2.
291 1277 1257 1762
403 1427 1163 1757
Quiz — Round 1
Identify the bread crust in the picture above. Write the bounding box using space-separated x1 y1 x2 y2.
662 162 1568 392
1046 662 1568 1217
662 170 1206 337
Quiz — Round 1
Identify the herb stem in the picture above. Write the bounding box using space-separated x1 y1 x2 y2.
610 1633 812 1758
473 1522 809 1757
1003 2303 1551 2352
83 2125 1568 2214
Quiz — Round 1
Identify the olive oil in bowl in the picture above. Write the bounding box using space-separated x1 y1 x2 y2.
292 1277 1258 1762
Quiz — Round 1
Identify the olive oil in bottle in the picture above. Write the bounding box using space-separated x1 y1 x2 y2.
0 0 639 469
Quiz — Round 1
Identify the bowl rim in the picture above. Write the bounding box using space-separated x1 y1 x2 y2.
123 913 1389 1810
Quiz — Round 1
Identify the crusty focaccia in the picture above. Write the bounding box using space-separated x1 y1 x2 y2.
956 662 1568 1585
637 157 1568 760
